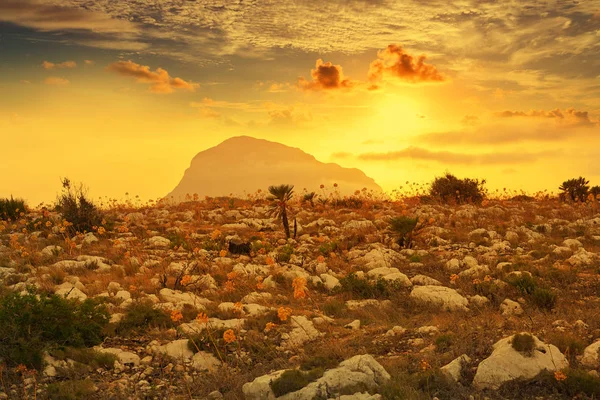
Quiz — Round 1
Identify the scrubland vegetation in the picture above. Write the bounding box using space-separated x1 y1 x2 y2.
0 174 599 399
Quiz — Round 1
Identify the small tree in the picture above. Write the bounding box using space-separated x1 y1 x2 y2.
268 184 294 239
302 192 317 208
589 186 600 200
429 173 486 204
0 196 26 221
56 178 102 232
559 177 589 202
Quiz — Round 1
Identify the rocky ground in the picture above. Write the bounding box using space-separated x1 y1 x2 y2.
1 197 600 399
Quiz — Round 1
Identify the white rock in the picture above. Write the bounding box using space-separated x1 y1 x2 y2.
445 259 461 272
500 299 523 316
149 236 171 248
385 326 407 337
320 273 340 291
98 348 140 366
55 284 87 301
440 354 471 382
410 285 468 311
473 333 569 389
345 320 361 330
562 239 583 250
41 245 63 257
191 351 221 371
114 290 131 302
581 340 600 368
462 256 479 269
159 288 210 309
410 275 442 286
152 339 193 360
83 233 99 244
280 316 320 350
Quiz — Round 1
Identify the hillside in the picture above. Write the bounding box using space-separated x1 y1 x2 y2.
167 136 382 200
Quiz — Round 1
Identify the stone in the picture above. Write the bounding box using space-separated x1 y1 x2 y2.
410 275 442 286
98 348 140 366
473 333 568 389
191 351 222 371
152 339 194 360
445 258 460 271
41 245 63 257
440 354 471 382
149 236 171 248
410 285 469 311
581 340 600 368
280 316 320 350
55 283 87 301
159 288 210 309
320 273 340 291
367 267 412 287
500 299 523 316
345 320 361 330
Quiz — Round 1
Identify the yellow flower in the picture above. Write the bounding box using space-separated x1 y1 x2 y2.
277 306 293 321
97 226 106 235
264 322 277 332
554 371 567 381
170 310 183 323
223 329 236 344
196 312 209 324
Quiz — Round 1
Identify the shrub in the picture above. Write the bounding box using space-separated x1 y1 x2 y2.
335 273 401 299
270 368 324 397
507 274 537 295
511 333 536 356
531 287 557 311
389 216 419 248
46 379 97 400
559 177 589 202
0 289 109 369
117 300 173 334
49 347 117 369
0 196 26 221
429 173 486 204
590 186 600 200
55 178 102 233
434 334 454 353
276 245 294 263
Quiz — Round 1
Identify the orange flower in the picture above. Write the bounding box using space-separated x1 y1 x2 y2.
277 306 293 321
219 249 228 257
265 256 275 265
428 218 435 224
316 255 325 263
450 274 459 283
292 277 307 299
196 312 209 324
419 359 431 371
256 276 264 290
234 302 244 314
264 322 277 332
181 275 192 286
484 275 493 283
223 329 236 344
211 229 221 240
170 310 183 322
225 280 235 291
554 371 567 381
97 226 106 235
472 278 482 285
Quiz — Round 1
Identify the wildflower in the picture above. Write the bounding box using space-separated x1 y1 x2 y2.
320 184 325 189
225 280 235 291
234 302 244 314
333 183 338 188
45 221 52 227
256 276 264 290
554 371 567 381
15 364 27 373
227 271 237 280
211 229 222 240
170 310 183 323
277 306 293 321
428 218 435 224
223 329 236 344
196 312 209 324
484 275 493 283
264 322 277 332
316 255 325 263
292 277 307 299
450 274 459 283
219 249 228 257
265 256 275 265
129 285 137 292
419 359 431 371
181 275 192 286
472 278 482 285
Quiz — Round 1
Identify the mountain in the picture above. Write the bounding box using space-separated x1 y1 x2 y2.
166 136 382 200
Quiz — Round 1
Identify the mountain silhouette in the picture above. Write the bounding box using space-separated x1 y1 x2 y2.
167 136 382 200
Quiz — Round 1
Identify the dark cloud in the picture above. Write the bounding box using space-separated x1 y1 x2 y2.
298 59 354 90
352 146 550 165
368 44 445 88
106 61 199 93
496 108 596 126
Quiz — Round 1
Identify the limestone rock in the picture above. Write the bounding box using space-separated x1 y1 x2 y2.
410 285 469 311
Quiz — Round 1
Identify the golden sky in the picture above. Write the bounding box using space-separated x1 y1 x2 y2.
1 0 600 204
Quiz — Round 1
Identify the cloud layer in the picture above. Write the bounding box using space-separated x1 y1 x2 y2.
106 61 199 94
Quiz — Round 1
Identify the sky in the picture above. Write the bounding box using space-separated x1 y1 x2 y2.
1 0 600 205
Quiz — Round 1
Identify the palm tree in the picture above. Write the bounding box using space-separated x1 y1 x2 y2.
268 184 294 238
302 192 317 208
559 177 589 202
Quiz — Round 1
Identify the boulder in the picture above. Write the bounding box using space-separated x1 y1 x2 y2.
148 236 171 248
410 285 468 311
473 333 568 389
440 354 471 382
581 340 600 368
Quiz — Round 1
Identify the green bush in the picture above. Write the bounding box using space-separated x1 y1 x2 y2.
335 273 401 299
46 379 97 400
276 245 294 263
512 333 536 356
270 368 324 397
531 287 557 311
55 178 102 233
49 347 117 369
389 216 419 248
559 177 589 202
117 300 173 335
507 274 537 295
429 173 486 204
434 334 454 353
0 289 109 369
0 196 26 221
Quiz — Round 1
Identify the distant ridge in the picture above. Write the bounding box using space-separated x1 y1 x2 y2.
167 136 382 200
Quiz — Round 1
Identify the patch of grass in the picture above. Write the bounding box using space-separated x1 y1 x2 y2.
270 368 324 397
507 274 537 295
319 241 338 257
49 347 117 369
0 289 109 370
321 299 346 317
531 287 557 310
434 334 454 353
498 369 600 398
46 379 97 400
276 245 294 263
116 300 173 335
547 332 586 365
335 273 402 299
512 333 536 356
0 196 26 221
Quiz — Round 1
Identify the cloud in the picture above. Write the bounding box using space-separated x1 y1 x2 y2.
268 107 310 126
298 59 354 91
105 61 199 94
42 60 77 70
44 77 70 85
84 60 95 65
461 115 480 126
368 44 445 87
20 80 31 84
350 146 550 165
191 98 254 110
495 108 597 127
0 0 138 34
